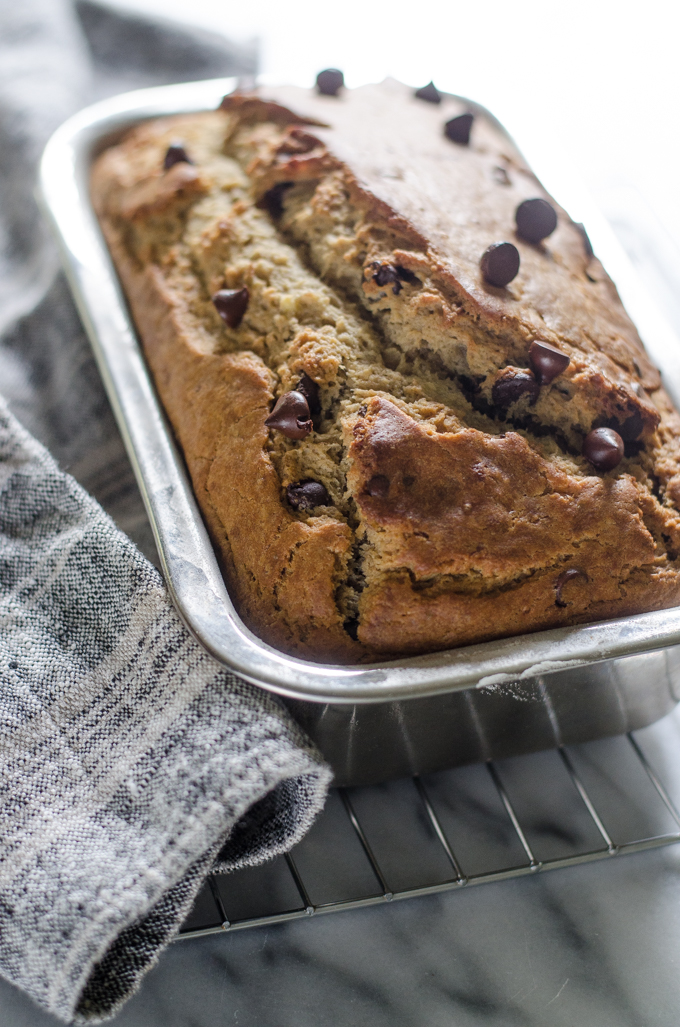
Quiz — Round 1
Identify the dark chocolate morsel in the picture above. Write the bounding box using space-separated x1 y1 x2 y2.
372 264 399 286
163 142 193 170
415 81 441 104
371 263 419 292
287 479 331 510
316 68 344 96
265 391 312 440
492 368 539 408
575 222 594 258
212 287 249 329
366 474 390 498
528 340 570 385
481 242 520 287
515 198 558 244
444 112 474 145
259 182 294 218
555 567 587 607
295 373 321 416
372 263 402 294
582 427 624 471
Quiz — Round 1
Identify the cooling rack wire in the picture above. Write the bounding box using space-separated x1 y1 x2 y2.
178 708 680 939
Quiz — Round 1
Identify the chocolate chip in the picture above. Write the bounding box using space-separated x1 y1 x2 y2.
528 340 570 385
316 68 344 96
371 263 419 294
259 182 294 218
366 474 390 498
372 263 402 294
415 81 441 104
286 479 331 510
163 142 194 170
515 198 558 244
575 222 594 258
444 112 474 145
492 368 539 408
295 373 321 416
582 427 624 471
372 264 399 286
555 568 587 607
212 287 249 329
481 242 520 287
265 391 313 440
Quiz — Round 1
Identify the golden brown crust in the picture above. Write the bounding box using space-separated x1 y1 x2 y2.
221 81 662 395
96 209 358 662
90 82 680 663
347 396 671 653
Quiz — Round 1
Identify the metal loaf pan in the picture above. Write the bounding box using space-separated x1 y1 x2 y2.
39 77 680 786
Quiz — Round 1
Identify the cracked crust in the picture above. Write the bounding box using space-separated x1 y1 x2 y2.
91 80 680 663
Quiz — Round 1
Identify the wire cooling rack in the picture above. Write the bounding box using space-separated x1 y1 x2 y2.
178 708 680 939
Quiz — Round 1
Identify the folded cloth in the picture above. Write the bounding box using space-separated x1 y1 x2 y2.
0 2 330 1024
0 400 331 1023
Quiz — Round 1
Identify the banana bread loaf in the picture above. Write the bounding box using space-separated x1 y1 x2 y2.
91 78 680 664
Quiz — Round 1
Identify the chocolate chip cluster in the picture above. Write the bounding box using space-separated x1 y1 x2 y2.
264 375 332 510
269 78 627 485
492 341 569 408
492 342 625 472
413 92 625 472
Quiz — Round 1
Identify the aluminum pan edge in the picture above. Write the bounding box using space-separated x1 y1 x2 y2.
38 76 680 705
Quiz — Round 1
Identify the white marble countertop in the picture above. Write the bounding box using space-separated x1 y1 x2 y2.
4 830 680 1025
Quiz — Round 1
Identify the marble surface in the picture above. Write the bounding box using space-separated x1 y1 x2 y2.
2 839 680 1026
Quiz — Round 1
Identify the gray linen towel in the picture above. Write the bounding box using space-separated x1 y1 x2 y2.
0 1 331 1023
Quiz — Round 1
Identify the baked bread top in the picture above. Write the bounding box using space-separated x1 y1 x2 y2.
91 78 680 663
